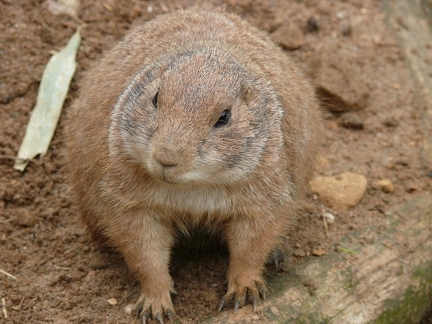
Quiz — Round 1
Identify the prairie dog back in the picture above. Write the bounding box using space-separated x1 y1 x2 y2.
66 7 321 322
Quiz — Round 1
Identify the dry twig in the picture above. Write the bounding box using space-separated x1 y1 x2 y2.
11 297 24 311
321 207 329 237
2 298 7 318
0 268 18 281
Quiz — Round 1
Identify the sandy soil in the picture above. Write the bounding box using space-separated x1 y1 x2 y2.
1 0 431 323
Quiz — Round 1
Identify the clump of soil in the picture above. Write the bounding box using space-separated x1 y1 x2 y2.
1 0 431 323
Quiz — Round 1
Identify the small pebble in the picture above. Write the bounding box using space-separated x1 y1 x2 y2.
124 304 135 315
312 248 326 256
376 179 394 193
293 248 306 257
108 298 118 306
15 208 37 227
323 212 335 223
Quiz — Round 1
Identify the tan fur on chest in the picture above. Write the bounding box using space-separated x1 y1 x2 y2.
140 183 236 222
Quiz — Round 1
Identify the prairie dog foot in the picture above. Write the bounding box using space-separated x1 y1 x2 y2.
219 273 267 314
136 289 175 323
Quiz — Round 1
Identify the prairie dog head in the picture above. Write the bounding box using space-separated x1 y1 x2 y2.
109 48 284 185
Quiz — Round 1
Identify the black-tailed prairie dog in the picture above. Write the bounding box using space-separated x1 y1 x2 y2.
66 7 321 323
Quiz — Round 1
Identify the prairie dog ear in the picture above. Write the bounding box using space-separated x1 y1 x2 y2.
114 55 176 110
140 59 172 85
134 54 178 88
240 84 255 105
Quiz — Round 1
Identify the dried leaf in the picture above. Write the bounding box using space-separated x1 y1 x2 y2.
14 29 81 171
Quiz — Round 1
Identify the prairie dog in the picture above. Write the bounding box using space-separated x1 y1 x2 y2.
66 7 321 322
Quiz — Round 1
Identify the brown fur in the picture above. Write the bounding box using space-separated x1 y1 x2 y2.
65 7 321 321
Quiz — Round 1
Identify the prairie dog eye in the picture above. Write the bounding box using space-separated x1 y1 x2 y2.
152 91 159 108
214 109 231 128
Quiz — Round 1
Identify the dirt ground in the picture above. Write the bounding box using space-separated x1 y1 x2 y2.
1 0 431 323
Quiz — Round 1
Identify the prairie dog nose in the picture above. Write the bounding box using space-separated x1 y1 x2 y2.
153 144 180 167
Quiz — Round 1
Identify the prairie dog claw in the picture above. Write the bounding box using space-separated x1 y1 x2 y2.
219 278 267 313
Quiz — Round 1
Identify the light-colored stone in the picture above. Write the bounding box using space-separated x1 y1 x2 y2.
108 298 118 306
312 248 326 256
375 179 395 193
293 248 306 257
124 304 134 315
309 172 368 210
